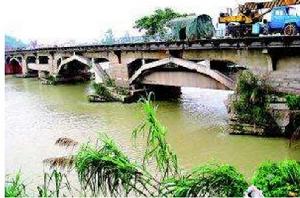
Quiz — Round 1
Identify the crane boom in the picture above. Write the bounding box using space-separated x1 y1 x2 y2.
240 0 300 11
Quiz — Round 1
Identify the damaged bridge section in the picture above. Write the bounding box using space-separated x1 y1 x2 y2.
129 57 235 90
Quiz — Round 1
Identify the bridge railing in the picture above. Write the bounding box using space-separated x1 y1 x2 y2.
7 32 229 51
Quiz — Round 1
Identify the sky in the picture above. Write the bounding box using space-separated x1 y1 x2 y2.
3 0 246 44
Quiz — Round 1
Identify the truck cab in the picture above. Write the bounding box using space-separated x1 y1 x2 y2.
268 6 300 35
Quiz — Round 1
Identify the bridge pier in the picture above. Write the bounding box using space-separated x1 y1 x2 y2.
19 57 28 75
109 63 130 87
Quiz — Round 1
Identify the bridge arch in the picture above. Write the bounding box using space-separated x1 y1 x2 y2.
7 57 22 74
129 57 235 90
25 56 39 76
26 56 36 64
10 57 21 65
56 54 91 82
127 58 160 78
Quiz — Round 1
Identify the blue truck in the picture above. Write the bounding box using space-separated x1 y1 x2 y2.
219 0 300 37
253 6 300 36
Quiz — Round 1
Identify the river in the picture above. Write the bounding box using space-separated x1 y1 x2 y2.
5 76 300 189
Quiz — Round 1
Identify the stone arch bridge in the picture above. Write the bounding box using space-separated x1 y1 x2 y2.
5 36 300 94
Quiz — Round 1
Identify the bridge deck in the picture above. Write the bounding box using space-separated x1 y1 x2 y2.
5 36 300 55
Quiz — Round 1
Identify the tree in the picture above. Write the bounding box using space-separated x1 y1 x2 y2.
134 8 187 37
101 28 115 45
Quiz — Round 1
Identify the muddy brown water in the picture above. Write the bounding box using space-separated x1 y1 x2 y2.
5 76 300 192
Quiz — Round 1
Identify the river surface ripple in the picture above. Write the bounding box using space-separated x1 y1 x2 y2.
5 76 300 187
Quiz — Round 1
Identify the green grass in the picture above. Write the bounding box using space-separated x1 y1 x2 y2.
132 94 178 179
252 160 300 197
5 171 26 197
161 163 248 197
75 135 155 196
37 170 65 197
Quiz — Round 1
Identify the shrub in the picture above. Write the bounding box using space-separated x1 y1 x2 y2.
5 171 26 197
104 78 116 87
133 94 178 178
252 160 300 197
37 170 66 197
161 163 248 197
115 86 130 95
286 94 300 110
91 82 115 100
233 71 272 126
47 75 57 85
75 135 154 196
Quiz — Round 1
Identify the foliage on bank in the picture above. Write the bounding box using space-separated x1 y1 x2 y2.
161 163 248 197
252 160 300 197
75 135 152 197
132 95 179 178
36 170 69 197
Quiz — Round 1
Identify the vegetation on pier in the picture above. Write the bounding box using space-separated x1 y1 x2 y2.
286 94 300 110
232 71 272 126
5 95 300 197
91 82 116 101
42 75 57 85
89 78 130 102
228 71 286 136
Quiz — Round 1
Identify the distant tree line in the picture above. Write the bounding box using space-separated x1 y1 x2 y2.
100 8 189 45
5 35 27 50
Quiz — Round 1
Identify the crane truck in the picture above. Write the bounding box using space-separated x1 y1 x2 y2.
219 0 300 37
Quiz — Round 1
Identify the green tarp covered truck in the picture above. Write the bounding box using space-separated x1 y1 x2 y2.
167 15 215 40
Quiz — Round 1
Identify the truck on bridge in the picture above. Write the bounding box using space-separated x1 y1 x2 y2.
219 0 300 37
162 0 300 40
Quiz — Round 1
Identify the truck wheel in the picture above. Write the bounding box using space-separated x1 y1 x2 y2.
283 24 298 36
